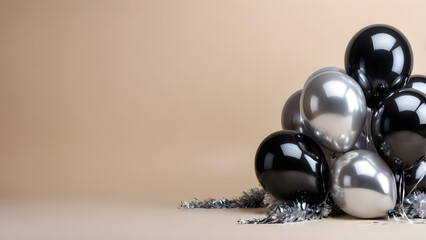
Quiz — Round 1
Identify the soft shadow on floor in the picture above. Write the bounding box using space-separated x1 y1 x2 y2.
331 214 388 221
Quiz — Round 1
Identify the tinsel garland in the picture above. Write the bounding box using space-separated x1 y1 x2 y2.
180 188 426 224
237 192 344 224
180 188 265 209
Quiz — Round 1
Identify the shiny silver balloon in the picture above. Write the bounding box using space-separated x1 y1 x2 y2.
304 67 346 88
330 150 397 218
300 71 367 153
281 90 305 133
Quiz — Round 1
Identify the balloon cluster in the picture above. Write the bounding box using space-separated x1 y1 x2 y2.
255 25 426 219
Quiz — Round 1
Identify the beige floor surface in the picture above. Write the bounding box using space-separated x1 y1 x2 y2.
0 201 424 240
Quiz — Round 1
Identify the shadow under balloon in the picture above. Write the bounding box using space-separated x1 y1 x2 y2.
331 213 388 222
330 214 357 220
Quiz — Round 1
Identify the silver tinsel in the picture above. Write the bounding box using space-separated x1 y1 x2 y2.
238 192 344 224
180 188 265 209
238 194 331 224
181 188 426 224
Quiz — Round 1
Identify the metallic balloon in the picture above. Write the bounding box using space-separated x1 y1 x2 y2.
345 24 413 109
305 67 346 88
255 130 329 204
405 74 426 94
300 71 367 153
281 90 305 133
371 89 426 170
330 150 397 218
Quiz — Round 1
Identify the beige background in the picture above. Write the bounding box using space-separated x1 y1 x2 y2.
0 1 426 239
2 0 426 204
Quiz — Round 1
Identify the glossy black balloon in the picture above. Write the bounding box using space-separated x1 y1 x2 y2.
405 74 426 94
371 89 426 170
345 24 413 109
255 130 329 204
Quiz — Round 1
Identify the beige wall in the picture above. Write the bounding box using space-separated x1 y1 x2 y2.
1 0 426 204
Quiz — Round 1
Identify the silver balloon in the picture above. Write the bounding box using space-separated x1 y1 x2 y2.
300 71 367 153
281 90 305 133
330 150 397 218
304 67 346 88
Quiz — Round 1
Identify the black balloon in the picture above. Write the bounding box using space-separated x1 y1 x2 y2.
255 130 329 204
345 24 413 109
371 89 426 170
405 74 426 94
